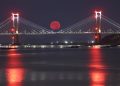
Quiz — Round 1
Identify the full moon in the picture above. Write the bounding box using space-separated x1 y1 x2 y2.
50 21 61 30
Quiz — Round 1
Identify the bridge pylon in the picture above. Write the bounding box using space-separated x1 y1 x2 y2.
94 11 102 44
11 13 20 45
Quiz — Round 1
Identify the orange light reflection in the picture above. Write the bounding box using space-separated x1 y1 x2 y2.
6 49 25 86
89 48 107 86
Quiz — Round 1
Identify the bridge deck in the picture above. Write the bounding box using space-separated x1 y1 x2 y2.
0 32 120 35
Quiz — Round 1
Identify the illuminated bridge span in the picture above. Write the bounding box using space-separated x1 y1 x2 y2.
0 11 120 45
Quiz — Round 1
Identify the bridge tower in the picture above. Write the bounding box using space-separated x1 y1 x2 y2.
11 13 20 45
94 11 102 44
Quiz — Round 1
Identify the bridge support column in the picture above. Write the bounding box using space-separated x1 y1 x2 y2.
94 11 102 44
11 13 20 45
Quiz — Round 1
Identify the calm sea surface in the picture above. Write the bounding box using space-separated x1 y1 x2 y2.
0 47 120 86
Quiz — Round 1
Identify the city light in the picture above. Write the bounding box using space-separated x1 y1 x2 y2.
91 40 95 43
70 41 73 44
64 40 68 44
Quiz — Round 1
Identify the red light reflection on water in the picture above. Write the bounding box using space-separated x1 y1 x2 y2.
89 47 107 86
6 49 25 86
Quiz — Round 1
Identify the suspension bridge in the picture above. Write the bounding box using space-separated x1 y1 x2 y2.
0 11 120 47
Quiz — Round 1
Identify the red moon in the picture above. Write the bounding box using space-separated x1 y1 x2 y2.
50 21 61 30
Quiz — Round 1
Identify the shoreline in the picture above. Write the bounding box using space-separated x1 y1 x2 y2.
0 44 119 49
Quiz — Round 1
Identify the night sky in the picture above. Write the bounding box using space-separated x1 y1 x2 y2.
0 0 120 29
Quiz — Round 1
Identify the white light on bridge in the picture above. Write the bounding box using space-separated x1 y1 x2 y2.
99 29 101 33
16 31 19 34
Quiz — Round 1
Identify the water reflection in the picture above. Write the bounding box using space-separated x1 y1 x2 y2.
89 47 107 86
6 49 25 86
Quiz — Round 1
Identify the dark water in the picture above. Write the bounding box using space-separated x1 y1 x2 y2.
0 47 120 86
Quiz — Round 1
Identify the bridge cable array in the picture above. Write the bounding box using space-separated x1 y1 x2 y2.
0 15 119 34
